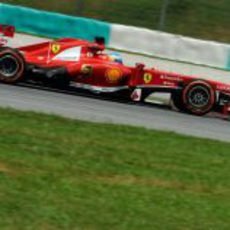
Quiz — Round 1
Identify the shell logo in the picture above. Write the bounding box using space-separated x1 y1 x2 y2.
105 68 123 83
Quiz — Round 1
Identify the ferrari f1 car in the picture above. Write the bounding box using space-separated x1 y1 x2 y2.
0 24 230 116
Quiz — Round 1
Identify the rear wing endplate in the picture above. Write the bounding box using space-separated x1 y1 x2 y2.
0 25 15 46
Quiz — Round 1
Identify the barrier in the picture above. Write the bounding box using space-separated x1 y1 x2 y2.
0 3 111 44
0 3 229 71
227 49 230 70
109 24 230 71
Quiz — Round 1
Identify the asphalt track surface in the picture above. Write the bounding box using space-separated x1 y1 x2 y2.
0 34 229 142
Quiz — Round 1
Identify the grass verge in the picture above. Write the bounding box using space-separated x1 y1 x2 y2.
0 108 229 230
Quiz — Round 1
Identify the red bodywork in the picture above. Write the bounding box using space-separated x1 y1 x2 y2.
0 25 14 46
18 38 230 94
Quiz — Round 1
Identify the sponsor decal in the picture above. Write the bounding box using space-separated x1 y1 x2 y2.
51 43 61 54
163 81 176 86
37 56 45 61
105 68 123 83
143 73 153 84
81 64 93 75
160 75 181 81
217 85 230 92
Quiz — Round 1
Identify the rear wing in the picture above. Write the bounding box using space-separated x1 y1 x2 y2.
0 25 15 46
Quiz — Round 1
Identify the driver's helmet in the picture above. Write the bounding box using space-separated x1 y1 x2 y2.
108 52 123 64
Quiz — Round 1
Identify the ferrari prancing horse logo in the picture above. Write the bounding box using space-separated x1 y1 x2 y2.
143 73 153 84
51 43 61 54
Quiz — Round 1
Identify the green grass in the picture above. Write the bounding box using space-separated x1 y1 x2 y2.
0 108 230 230
2 0 230 43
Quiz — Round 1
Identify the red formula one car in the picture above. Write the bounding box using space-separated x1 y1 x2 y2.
0 25 230 116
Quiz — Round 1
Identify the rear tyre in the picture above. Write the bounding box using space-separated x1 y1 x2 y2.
0 47 25 83
172 80 215 116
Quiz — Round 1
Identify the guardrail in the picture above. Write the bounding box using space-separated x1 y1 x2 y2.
0 3 111 45
0 3 229 71
227 49 230 70
109 24 230 71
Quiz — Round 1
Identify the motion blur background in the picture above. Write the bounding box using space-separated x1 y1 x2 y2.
2 0 230 43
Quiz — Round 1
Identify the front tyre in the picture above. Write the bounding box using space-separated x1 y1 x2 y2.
0 47 25 83
172 80 216 116
182 80 215 115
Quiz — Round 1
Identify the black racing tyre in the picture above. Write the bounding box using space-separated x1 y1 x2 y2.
172 80 216 116
182 80 215 116
0 47 25 83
